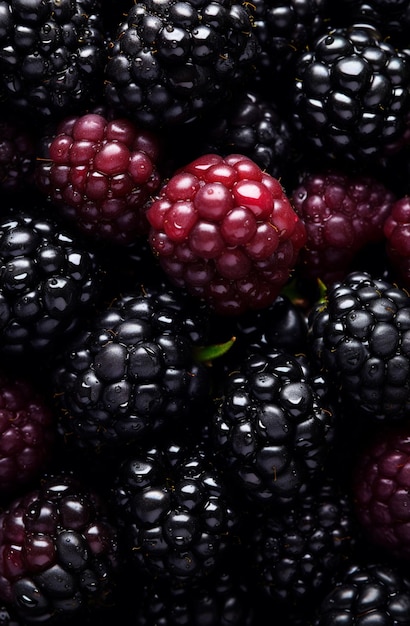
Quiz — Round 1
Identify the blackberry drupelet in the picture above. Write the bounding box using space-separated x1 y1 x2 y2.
292 23 410 163
147 153 307 316
0 0 106 119
196 90 293 179
0 371 55 495
111 439 238 584
249 477 358 614
353 423 410 560
0 472 119 624
104 0 258 129
314 561 410 625
35 112 163 245
53 284 211 451
0 205 102 360
210 350 336 507
309 270 410 422
291 169 396 285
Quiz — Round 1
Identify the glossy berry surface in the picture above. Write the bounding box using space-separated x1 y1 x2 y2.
147 153 307 315
36 113 163 244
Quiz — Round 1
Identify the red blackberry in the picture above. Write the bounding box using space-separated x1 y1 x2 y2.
35 112 163 245
249 478 358 613
111 439 238 584
0 0 106 119
0 472 119 624
314 562 410 625
292 23 410 163
104 0 258 129
291 169 396 285
210 350 336 507
147 153 307 316
0 204 103 360
309 270 410 422
383 196 410 290
52 284 211 451
353 423 410 560
0 372 54 495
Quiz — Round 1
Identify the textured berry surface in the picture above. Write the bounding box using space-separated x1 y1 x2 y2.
36 112 163 244
292 170 396 284
0 472 118 624
147 153 307 315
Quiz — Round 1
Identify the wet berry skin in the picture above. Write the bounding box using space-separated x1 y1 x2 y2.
147 153 307 315
353 424 410 560
36 112 163 245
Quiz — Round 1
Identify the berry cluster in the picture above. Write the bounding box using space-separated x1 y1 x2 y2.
2 1 410 625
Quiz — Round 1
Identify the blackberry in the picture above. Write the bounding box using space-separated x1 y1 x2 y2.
0 371 55 495
110 439 238 584
314 562 410 625
309 270 410 422
0 0 106 119
353 423 410 560
104 0 258 129
210 350 336 507
0 472 119 624
292 23 410 163
35 112 163 245
195 90 293 179
147 153 307 316
0 205 103 360
291 169 396 285
52 284 211 451
249 478 358 613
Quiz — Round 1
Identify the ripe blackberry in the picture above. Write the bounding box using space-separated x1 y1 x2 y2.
0 472 119 624
53 284 211 451
0 0 106 119
104 0 258 129
35 112 163 245
195 90 293 179
383 196 410 290
111 439 238 584
147 153 307 316
249 478 358 612
353 423 410 560
309 270 410 422
0 205 103 360
314 562 410 626
292 23 410 162
291 169 396 285
0 371 55 495
0 113 35 194
210 350 336 507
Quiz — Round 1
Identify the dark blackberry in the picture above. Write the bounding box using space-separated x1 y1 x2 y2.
291 169 396 285
104 0 258 129
0 0 106 119
314 562 410 626
110 439 238 584
292 23 410 163
52 284 211 452
195 90 293 179
210 350 336 507
249 478 358 614
0 472 119 625
309 270 410 422
0 204 103 361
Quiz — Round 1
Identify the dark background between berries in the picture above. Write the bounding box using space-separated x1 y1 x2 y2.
2 1 410 625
